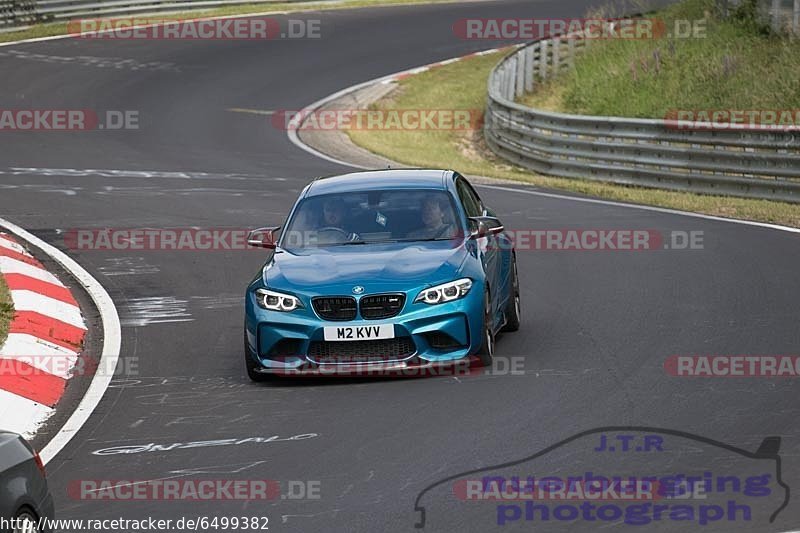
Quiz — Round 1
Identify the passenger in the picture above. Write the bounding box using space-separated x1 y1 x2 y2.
406 197 454 239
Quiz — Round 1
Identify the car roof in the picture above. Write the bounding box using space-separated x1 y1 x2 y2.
305 169 453 197
0 430 25 449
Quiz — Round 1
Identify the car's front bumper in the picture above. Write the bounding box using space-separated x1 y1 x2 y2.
251 354 487 377
244 285 485 376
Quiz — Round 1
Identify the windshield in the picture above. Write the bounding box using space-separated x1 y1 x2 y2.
280 189 461 249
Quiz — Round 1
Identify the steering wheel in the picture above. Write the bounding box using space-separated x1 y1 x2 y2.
318 226 349 237
317 227 361 243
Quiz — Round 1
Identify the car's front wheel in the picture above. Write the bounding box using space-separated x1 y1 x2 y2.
476 289 495 367
502 254 521 332
14 508 39 533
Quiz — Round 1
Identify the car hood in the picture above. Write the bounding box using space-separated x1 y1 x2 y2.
263 241 468 293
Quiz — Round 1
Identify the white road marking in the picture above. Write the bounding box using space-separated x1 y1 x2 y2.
227 108 276 116
98 257 160 277
0 7 298 48
1 167 259 180
191 295 244 309
0 50 180 72
287 53 800 235
476 184 800 235
168 461 266 475
286 46 511 168
91 434 319 455
0 0 501 49
120 296 193 327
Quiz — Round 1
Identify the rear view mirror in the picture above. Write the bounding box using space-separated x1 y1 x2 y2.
468 216 504 238
247 226 280 249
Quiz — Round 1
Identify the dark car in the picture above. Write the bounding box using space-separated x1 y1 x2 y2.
0 431 53 533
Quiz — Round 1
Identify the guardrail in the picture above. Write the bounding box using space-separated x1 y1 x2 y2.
484 30 800 203
720 0 800 35
0 0 323 31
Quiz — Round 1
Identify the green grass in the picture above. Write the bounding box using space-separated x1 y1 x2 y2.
347 49 800 227
521 0 800 117
0 273 13 348
0 0 464 43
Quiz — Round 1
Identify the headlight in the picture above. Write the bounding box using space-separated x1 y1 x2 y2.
255 288 304 312
414 278 473 305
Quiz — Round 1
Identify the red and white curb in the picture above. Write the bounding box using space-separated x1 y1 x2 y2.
0 232 87 440
0 217 119 465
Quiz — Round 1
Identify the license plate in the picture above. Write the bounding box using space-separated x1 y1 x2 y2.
323 324 394 341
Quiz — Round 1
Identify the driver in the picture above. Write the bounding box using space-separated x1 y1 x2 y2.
406 197 454 239
322 197 347 229
314 197 359 243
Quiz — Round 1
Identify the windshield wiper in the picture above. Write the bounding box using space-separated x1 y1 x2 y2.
393 237 455 242
324 240 369 246
305 237 454 247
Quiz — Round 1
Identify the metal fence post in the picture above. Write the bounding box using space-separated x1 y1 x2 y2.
515 50 525 98
524 45 535 92
508 63 516 100
772 0 781 32
505 63 514 100
552 38 561 75
794 0 799 35
567 38 576 68
502 65 508 98
539 39 548 81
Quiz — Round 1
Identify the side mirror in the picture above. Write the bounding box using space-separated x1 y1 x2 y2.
468 216 504 238
247 226 280 249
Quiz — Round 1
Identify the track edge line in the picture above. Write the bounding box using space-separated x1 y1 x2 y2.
288 53 800 235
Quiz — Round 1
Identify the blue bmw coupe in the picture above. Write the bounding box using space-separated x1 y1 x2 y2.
243 169 520 379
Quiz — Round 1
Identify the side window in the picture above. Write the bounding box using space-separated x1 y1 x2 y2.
456 178 482 218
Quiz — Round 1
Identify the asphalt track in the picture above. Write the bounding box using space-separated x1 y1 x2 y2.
1 1 800 531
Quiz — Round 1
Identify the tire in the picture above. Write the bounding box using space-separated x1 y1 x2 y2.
244 329 270 382
502 254 521 332
476 289 495 367
14 508 39 533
